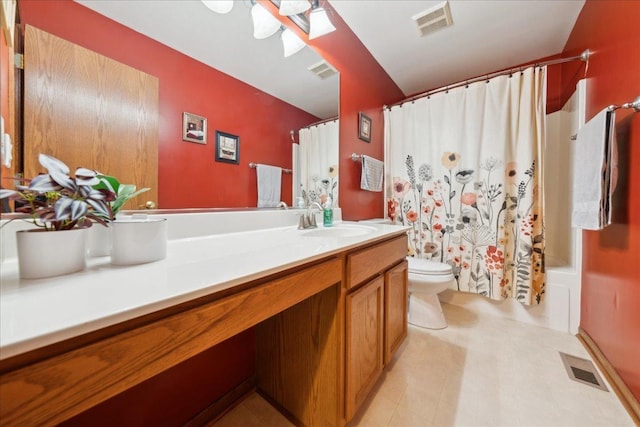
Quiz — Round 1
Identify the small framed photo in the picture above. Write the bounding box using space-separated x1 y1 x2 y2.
358 112 372 142
182 112 207 144
215 131 240 164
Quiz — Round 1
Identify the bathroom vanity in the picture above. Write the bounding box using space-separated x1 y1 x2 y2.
0 211 408 426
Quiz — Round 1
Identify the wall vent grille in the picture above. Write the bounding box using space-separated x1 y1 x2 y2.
412 1 453 37
308 60 338 80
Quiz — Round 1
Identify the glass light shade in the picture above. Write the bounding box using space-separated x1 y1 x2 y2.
251 3 281 39
279 0 311 16
201 0 234 14
308 7 336 40
281 28 306 57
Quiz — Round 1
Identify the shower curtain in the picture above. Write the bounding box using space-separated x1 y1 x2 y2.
384 67 546 305
298 120 339 207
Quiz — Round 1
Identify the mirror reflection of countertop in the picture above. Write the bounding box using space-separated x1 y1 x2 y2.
0 218 408 360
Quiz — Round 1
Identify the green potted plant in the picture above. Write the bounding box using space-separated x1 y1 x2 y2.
92 175 150 220
85 175 150 257
91 175 166 266
0 154 115 279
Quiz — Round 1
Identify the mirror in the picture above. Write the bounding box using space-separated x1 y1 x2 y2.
12 0 339 210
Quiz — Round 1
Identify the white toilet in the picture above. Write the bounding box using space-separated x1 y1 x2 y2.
407 257 455 329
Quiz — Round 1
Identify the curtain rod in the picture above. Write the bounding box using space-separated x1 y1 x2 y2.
294 116 339 133
386 49 590 109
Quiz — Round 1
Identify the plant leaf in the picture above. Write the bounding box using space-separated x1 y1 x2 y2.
94 175 119 193
0 189 18 199
86 198 112 219
39 154 76 190
75 168 99 186
39 153 70 175
28 174 62 192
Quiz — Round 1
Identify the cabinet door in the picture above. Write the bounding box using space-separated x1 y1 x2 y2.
345 275 384 421
384 260 408 364
25 25 159 210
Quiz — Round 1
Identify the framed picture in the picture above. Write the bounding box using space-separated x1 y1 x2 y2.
215 131 240 164
358 112 372 142
182 112 207 144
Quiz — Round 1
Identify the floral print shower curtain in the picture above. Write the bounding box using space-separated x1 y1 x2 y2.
298 120 339 207
384 67 546 305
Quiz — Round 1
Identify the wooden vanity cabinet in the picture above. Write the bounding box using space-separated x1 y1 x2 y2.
344 235 408 422
345 275 384 420
0 232 408 427
384 260 408 364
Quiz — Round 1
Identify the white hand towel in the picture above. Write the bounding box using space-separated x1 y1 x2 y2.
360 155 384 192
571 108 616 230
256 164 282 208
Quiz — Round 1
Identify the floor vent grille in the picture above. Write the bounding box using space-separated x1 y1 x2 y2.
559 352 608 391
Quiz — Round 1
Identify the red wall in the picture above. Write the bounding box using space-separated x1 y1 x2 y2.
282 2 405 220
19 0 318 209
560 0 640 401
62 332 255 426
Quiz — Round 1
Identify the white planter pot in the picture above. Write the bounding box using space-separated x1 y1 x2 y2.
16 228 88 279
110 218 167 265
87 224 111 257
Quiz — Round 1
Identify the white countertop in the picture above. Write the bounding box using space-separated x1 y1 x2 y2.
0 220 407 360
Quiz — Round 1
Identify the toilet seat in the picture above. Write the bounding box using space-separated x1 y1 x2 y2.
407 257 453 276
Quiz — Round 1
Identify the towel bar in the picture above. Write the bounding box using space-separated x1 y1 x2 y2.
570 95 639 141
249 162 292 174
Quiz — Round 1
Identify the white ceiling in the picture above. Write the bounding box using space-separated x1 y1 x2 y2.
75 0 585 118
329 0 585 96
75 0 340 119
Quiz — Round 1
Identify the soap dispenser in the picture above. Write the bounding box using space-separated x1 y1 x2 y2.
323 196 333 227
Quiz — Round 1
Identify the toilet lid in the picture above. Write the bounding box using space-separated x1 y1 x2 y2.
407 257 453 276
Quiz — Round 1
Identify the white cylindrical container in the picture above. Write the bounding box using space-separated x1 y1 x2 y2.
87 224 111 257
17 228 88 279
110 218 167 266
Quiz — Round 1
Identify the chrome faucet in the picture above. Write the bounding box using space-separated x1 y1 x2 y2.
276 201 288 210
298 202 323 229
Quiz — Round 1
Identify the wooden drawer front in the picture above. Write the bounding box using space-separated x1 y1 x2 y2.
347 234 407 289
384 260 408 365
345 276 384 421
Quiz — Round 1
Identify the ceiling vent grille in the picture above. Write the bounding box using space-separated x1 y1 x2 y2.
308 60 338 80
412 1 453 37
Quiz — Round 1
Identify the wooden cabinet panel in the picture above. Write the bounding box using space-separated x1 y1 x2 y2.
24 25 159 209
256 284 340 427
346 235 407 290
345 275 384 421
384 260 408 364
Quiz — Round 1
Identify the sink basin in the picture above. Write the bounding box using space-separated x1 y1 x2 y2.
301 224 377 238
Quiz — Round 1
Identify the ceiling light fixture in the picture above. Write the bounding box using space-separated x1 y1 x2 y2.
281 27 306 57
251 2 282 39
279 0 311 16
308 0 336 40
201 0 234 14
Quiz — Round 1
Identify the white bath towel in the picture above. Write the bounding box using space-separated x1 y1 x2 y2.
256 164 282 208
571 108 616 230
360 155 384 192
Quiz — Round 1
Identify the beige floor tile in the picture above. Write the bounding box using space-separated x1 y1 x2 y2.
215 303 634 427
